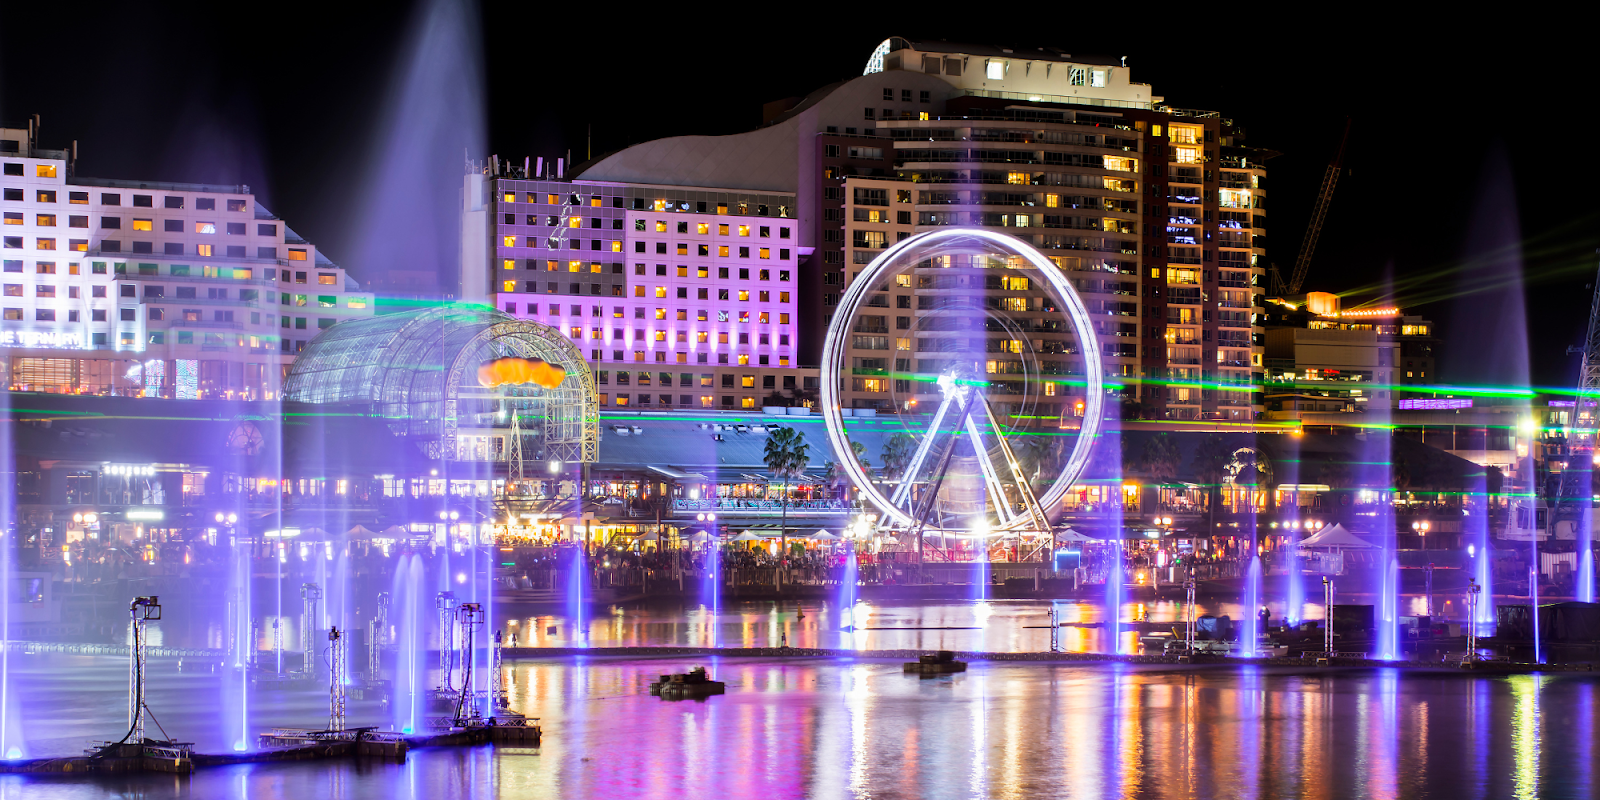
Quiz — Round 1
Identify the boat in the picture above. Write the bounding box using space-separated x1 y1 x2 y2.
649 667 726 699
903 650 968 675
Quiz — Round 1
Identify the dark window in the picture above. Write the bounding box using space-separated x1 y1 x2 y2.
257 247 276 259
132 195 153 207
35 309 54 321
91 309 106 321
164 242 184 255
226 222 246 235
101 193 120 205
196 197 216 210
101 217 120 229
2 189 21 201
132 241 152 254
1 164 19 176
228 199 246 212
120 308 136 321
257 224 277 236
120 285 136 297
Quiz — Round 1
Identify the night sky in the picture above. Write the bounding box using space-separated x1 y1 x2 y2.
2 4 1594 387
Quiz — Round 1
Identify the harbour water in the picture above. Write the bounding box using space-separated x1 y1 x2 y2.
2 599 1595 798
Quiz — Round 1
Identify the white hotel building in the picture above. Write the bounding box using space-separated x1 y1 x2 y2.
0 123 373 399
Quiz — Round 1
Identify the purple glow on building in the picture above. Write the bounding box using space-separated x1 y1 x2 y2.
1398 398 1472 410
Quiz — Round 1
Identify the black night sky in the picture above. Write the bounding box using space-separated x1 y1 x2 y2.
2 4 1594 387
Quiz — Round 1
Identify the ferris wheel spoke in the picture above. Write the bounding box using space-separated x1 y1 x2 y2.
888 390 956 511
978 393 1051 533
963 408 1015 526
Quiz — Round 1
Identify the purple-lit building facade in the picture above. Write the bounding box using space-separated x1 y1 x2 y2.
462 174 811 410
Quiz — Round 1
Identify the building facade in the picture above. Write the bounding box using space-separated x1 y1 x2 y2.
463 171 816 410
0 123 373 399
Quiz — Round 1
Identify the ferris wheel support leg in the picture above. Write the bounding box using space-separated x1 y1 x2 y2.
979 395 1051 536
889 394 955 510
964 413 1015 528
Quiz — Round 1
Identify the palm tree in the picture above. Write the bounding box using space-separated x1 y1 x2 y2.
1142 434 1182 484
822 460 850 499
849 439 875 480
881 433 916 483
764 425 809 591
1190 434 1231 534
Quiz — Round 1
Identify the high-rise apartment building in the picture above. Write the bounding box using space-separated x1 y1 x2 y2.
508 38 1270 420
462 169 810 410
0 121 373 399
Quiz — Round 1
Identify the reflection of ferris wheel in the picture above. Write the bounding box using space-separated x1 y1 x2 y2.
819 228 1104 534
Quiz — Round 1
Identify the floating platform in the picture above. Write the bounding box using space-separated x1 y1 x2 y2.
904 651 968 675
650 667 726 699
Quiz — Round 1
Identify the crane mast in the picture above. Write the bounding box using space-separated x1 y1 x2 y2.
1271 119 1352 296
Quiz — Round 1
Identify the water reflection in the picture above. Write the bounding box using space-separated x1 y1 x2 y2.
3 654 1597 798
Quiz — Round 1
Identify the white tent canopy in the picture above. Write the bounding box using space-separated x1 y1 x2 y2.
732 531 763 541
809 530 839 541
1054 528 1097 543
1299 523 1376 549
688 530 713 542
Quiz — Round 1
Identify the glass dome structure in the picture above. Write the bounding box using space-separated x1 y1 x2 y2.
284 307 598 463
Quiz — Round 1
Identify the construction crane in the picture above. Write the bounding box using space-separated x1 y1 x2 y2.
1270 119 1352 296
1555 255 1600 602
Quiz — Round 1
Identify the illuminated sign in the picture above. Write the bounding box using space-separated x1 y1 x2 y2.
0 330 85 349
126 510 165 521
104 463 157 476
1398 398 1472 410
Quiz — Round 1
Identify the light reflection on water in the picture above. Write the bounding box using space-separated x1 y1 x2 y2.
498 598 1306 654
0 655 1594 798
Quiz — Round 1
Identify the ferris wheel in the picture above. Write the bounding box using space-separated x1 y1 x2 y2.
819 228 1104 536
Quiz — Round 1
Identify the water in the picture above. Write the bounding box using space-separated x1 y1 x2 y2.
3 650 1596 798
839 543 859 631
1240 555 1262 658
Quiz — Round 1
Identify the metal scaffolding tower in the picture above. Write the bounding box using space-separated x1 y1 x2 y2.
300 583 322 677
127 596 161 743
328 627 347 732
454 603 486 725
436 592 458 692
369 591 390 682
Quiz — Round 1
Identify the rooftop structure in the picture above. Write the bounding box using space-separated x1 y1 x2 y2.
284 306 598 463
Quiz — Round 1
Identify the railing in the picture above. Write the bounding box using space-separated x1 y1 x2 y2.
671 498 859 513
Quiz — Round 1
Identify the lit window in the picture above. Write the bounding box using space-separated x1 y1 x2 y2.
503 259 515 270
655 220 667 232
758 248 770 259
195 222 216 234
738 290 749 301
633 286 645 297
655 286 666 298
986 60 1005 79
196 244 212 256
896 338 911 351
611 241 621 252
568 217 582 229
348 299 366 309
568 261 582 272
654 308 667 319
503 192 515 203
36 164 56 178
741 397 756 408
779 292 789 303
288 249 307 261
35 214 55 227
591 262 603 273
738 225 750 237
718 245 729 257
1 214 18 225
695 223 708 235
503 235 515 247
1175 147 1198 164
590 197 602 207
1006 172 1028 185
132 219 153 232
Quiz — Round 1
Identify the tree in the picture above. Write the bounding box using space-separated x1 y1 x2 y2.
880 433 916 483
822 461 851 499
763 425 809 592
1190 434 1231 534
849 439 875 480
1141 434 1182 484
1391 457 1413 504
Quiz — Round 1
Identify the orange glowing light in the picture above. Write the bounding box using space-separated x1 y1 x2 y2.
476 357 567 389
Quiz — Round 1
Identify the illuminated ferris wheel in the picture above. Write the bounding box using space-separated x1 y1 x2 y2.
819 228 1104 537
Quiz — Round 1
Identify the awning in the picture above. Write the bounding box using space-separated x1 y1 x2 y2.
648 465 708 480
